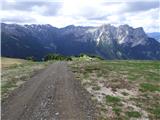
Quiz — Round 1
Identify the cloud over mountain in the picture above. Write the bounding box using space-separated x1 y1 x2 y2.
1 0 159 32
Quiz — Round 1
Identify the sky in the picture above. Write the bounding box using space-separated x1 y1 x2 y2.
1 0 159 32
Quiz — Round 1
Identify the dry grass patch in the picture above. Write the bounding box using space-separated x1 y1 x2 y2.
1 58 52 99
1 57 26 69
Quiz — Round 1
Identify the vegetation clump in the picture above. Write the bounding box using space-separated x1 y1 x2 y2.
126 111 141 118
140 83 160 92
92 86 101 90
105 95 121 104
151 106 160 118
26 56 35 61
79 53 104 60
44 53 72 61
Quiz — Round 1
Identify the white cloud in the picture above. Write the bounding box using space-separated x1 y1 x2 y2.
1 0 159 32
123 8 160 32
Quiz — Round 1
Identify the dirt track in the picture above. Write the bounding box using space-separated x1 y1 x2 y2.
2 62 97 120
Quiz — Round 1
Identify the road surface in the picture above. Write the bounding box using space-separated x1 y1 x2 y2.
2 62 97 120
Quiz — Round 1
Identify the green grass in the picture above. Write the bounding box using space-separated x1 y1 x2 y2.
1 81 17 94
151 107 160 118
140 83 160 92
103 61 159 82
113 107 122 116
84 66 100 73
126 111 141 118
77 60 160 82
105 95 121 104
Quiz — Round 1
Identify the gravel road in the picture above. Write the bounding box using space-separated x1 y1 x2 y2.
2 62 97 120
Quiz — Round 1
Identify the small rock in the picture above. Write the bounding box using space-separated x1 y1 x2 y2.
55 112 59 116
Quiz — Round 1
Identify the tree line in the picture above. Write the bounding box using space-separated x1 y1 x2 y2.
26 53 104 61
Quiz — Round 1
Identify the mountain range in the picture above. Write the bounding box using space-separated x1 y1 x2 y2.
1 23 160 60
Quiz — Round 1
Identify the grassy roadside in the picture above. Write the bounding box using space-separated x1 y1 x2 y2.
69 56 160 120
1 57 27 68
1 57 52 99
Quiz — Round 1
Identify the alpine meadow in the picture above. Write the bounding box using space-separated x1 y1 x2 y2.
1 0 160 120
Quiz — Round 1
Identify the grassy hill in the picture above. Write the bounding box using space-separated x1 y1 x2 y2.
69 57 160 120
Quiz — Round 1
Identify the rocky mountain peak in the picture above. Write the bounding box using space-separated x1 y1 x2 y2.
95 24 148 47
117 25 148 46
